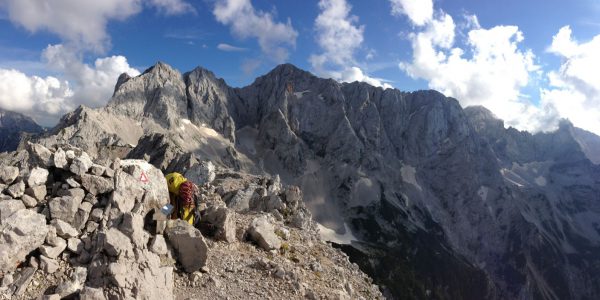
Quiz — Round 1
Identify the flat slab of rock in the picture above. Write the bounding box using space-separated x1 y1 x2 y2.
248 216 282 251
103 228 134 257
165 220 208 273
6 180 25 198
25 185 47 202
0 210 48 273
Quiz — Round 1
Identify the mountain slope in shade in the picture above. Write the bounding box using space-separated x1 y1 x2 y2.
0 108 43 152
30 63 600 299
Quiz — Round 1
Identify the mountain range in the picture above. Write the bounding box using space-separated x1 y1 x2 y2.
4 62 600 299
0 108 43 153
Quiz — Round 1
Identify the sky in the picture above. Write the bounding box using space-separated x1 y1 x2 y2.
0 0 599 137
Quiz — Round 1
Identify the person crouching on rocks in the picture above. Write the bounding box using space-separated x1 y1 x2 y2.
165 172 197 225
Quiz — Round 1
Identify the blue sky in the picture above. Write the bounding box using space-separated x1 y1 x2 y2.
0 0 599 135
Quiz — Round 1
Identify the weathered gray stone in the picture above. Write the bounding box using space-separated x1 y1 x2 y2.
248 216 282 251
0 210 48 273
28 143 53 167
225 186 257 212
26 167 49 187
49 196 83 224
6 180 25 198
65 150 75 160
70 156 93 176
203 206 236 243
119 212 148 248
40 255 59 274
55 188 86 203
103 228 133 257
25 185 47 202
149 234 168 255
55 266 87 298
65 177 81 188
12 266 36 297
20 194 37 208
79 286 106 300
67 238 83 254
165 220 208 272
42 294 61 300
0 199 25 223
73 201 93 231
85 221 99 234
39 237 67 259
184 161 216 185
0 166 19 185
52 219 79 239
81 174 114 195
89 208 104 222
53 148 68 169
104 167 115 178
90 164 106 176
110 170 144 213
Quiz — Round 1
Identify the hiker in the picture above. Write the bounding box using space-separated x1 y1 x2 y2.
165 172 198 225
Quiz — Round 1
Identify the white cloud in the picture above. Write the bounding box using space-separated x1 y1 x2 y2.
310 0 391 89
540 26 600 135
0 68 73 125
0 44 139 126
0 0 142 52
213 0 298 62
148 0 195 15
43 44 140 107
217 43 248 52
395 4 544 131
341 67 393 89
389 0 433 26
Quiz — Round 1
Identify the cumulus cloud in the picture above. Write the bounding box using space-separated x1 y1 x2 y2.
217 43 248 52
0 44 139 126
393 1 544 131
43 44 140 107
389 0 433 26
540 26 600 135
0 68 73 125
0 0 142 52
213 0 297 62
310 0 391 89
148 0 195 15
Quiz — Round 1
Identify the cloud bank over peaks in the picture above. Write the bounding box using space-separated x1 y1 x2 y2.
0 44 139 126
391 0 549 132
541 26 600 135
310 0 392 89
213 0 298 63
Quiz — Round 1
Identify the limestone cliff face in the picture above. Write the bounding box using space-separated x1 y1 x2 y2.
32 62 600 300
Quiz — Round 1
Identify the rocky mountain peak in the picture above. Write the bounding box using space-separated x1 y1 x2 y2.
0 108 43 152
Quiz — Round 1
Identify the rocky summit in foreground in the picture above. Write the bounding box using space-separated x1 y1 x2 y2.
3 61 600 299
0 143 382 299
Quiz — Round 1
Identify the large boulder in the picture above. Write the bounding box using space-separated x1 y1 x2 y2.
53 148 69 169
0 166 19 185
25 185 47 202
0 210 49 273
247 216 281 251
28 143 53 167
49 195 84 224
111 160 169 213
202 206 236 243
165 220 208 273
103 228 134 258
0 199 25 223
70 155 93 176
6 180 25 198
184 161 216 185
81 174 114 195
26 167 49 187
